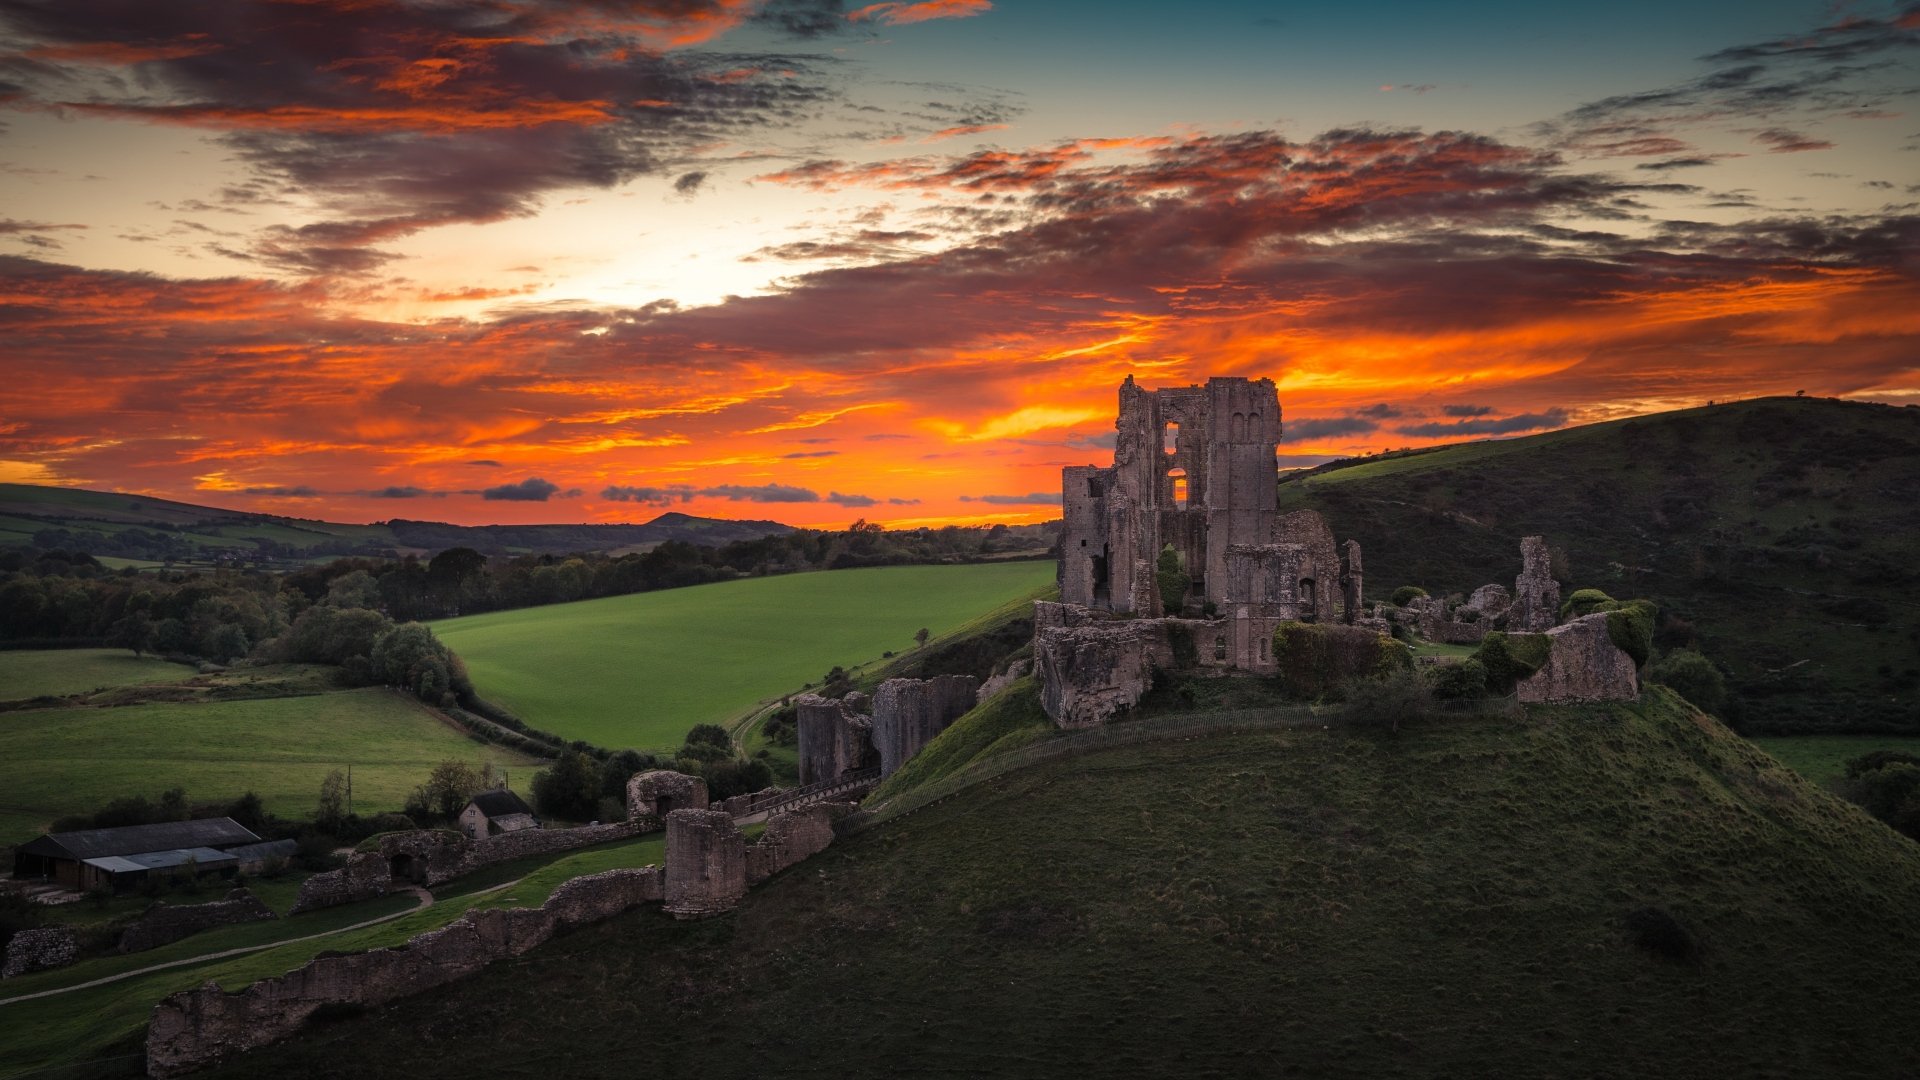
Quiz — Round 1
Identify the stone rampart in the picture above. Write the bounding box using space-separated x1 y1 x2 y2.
745 804 839 886
795 694 874 785
453 821 641 881
146 867 665 1077
120 889 275 954
3 927 77 978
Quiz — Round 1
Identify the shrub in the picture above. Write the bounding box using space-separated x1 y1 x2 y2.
1156 546 1189 613
1843 750 1920 779
1624 906 1698 962
1390 585 1428 607
531 751 600 822
1272 622 1410 698
1472 631 1551 694
1561 588 1615 620
1426 658 1488 700
1647 648 1726 714
1601 599 1657 667
704 758 774 801
1343 670 1433 733
1838 762 1920 839
366 812 416 834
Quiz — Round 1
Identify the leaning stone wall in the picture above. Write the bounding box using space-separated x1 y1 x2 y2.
3 927 77 978
871 675 979 777
120 889 276 954
795 695 873 785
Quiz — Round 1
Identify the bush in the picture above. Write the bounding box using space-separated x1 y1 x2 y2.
1647 648 1726 714
704 758 774 801
1343 670 1433 733
1838 762 1920 839
1390 586 1427 607
1426 658 1488 700
366 812 416 834
1156 546 1190 614
1271 622 1410 698
1472 631 1551 695
1601 599 1657 667
684 724 731 750
1843 750 1920 780
1561 588 1615 620
530 751 600 822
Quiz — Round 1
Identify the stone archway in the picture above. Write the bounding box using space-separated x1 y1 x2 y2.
389 853 421 884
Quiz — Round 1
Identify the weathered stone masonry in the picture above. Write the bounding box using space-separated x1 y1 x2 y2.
871 675 979 778
662 809 747 919
120 889 275 954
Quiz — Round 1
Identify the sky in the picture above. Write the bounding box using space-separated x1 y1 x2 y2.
0 0 1915 528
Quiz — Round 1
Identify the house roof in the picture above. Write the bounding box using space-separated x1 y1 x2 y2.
80 847 238 874
226 839 298 862
466 788 534 819
17 818 262 861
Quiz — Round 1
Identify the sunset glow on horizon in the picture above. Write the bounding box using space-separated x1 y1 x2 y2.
2 0 1916 528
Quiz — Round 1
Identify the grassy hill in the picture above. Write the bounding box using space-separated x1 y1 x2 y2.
0 483 792 563
1274 396 1920 734
434 562 1057 750
206 687 1920 1079
0 648 199 700
0 683 542 841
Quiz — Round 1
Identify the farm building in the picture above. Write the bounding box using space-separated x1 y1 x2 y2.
457 789 537 838
12 818 265 893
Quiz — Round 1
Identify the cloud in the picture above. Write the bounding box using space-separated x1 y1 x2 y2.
848 0 992 27
601 484 698 506
674 171 710 195
783 450 840 457
752 0 849 38
365 485 431 498
960 492 1062 505
1355 404 1404 419
240 484 320 497
1753 128 1836 153
1441 404 1494 417
827 491 877 506
467 459 504 467
701 483 821 502
481 477 564 501
887 497 922 505
1397 408 1572 438
1283 416 1378 440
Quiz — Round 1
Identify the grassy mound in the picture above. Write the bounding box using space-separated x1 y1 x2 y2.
1277 396 1920 733
434 562 1054 749
0 687 541 840
215 688 1920 1079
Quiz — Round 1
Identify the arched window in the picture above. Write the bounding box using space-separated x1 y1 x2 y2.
1168 467 1188 510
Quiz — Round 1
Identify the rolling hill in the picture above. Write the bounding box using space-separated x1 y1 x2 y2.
201 687 1920 1079
0 483 792 563
1276 396 1920 734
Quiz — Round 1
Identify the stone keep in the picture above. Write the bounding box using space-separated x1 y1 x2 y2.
795 694 874 785
871 675 979 777
663 809 747 919
1510 535 1561 633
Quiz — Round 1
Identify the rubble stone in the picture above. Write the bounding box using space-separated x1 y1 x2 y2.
795 694 875 785
120 889 275 954
1035 621 1153 728
3 927 77 978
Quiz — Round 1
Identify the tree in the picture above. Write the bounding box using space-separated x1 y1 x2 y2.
419 759 493 821
323 569 383 610
1156 546 1190 614
914 627 931 649
1647 648 1727 714
531 751 599 821
316 769 347 832
109 611 154 657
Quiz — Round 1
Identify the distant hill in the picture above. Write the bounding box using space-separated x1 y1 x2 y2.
207 689 1920 1079
0 483 793 564
1275 396 1920 733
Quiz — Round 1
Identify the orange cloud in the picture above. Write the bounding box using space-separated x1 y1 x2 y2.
849 0 993 27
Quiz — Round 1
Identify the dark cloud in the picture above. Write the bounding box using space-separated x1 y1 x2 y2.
782 450 839 457
467 459 503 467
960 492 1062 505
751 0 848 37
1753 128 1836 153
827 491 877 506
1637 156 1727 171
241 484 321 497
480 477 563 501
1355 404 1404 419
674 170 710 195
702 483 821 503
601 484 697 506
886 497 922 505
1397 408 1571 438
1441 404 1494 417
364 485 432 498
1283 416 1378 440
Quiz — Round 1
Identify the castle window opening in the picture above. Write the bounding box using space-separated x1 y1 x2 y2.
1163 421 1179 456
1169 468 1188 510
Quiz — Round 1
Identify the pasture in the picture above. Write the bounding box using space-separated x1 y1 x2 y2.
0 648 198 701
0 688 541 840
1749 734 1920 787
435 561 1056 749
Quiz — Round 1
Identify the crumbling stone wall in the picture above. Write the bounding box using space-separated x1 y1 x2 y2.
1517 613 1640 703
1463 583 1511 623
3 927 77 978
795 694 875 785
979 658 1032 700
1276 510 1343 623
662 809 747 919
745 804 839 885
625 769 710 822
120 889 275 954
1036 621 1153 728
871 675 979 777
717 786 785 816
455 821 640 879
1511 535 1561 633
1341 539 1363 626
146 867 663 1078
289 851 389 914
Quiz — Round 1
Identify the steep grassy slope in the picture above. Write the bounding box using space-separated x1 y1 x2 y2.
1276 396 1920 733
0 688 540 840
219 689 1920 1079
434 562 1056 749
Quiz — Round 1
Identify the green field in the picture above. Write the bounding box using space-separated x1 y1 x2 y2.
217 688 1920 1079
435 562 1056 749
0 648 199 701
1749 734 1920 786
0 688 542 840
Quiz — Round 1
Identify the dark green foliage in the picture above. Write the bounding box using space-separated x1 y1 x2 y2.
1471 631 1551 695
1601 599 1657 668
0 887 43 951
1166 623 1199 668
1624 906 1698 962
368 622 471 703
684 724 731 750
1271 622 1411 698
531 751 600 822
1155 546 1190 613
1561 588 1615 620
1844 750 1920 779
1427 658 1488 700
598 749 661 800
1343 669 1434 732
1647 648 1726 714
1837 761 1920 841
279 604 392 667
1390 585 1428 607
703 758 774 801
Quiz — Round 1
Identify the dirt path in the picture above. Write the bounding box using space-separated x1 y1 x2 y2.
0 885 447 1007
